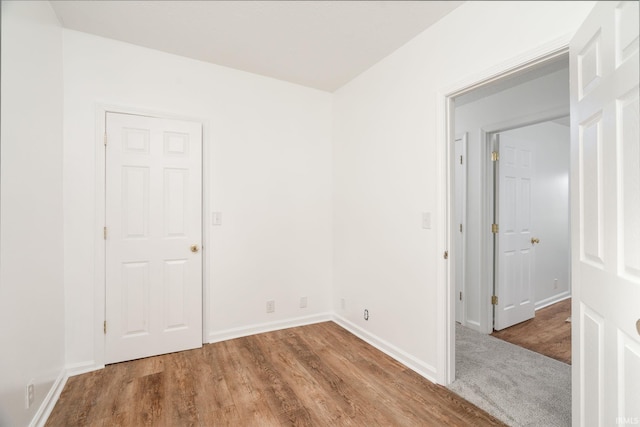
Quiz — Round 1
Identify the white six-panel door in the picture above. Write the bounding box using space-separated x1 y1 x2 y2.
105 112 203 364
570 1 640 425
494 132 535 330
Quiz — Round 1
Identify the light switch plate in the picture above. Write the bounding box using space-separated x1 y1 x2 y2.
422 212 431 229
212 211 222 226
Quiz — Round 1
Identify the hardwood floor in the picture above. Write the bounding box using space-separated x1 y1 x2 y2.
47 322 504 426
491 298 571 364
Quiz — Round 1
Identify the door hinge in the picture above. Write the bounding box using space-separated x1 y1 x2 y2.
491 151 500 162
103 320 107 334
104 132 107 146
459 223 463 233
460 155 463 165
491 295 498 305
491 223 499 234
444 250 448 260
459 291 463 301
103 226 107 240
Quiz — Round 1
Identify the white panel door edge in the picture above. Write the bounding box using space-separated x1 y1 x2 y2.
105 112 203 364
570 1 640 425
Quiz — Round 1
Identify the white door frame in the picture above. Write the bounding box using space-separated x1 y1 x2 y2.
436 35 572 386
454 132 468 325
93 104 210 368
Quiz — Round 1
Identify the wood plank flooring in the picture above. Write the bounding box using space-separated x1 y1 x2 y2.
491 298 571 364
47 322 504 426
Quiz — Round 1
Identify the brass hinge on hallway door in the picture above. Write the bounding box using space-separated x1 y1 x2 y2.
103 321 107 334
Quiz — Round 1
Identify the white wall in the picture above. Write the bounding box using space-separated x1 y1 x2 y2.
332 1 594 381
0 2 65 426
455 67 570 332
500 121 571 308
63 31 333 369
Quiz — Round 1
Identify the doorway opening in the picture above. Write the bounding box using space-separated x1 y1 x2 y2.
451 52 571 336
444 49 573 425
440 4 640 424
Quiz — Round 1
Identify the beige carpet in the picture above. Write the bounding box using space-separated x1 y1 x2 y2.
448 324 571 427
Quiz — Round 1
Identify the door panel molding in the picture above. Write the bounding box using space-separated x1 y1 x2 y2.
580 302 604 425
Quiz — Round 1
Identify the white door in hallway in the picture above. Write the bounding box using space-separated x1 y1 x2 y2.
494 132 535 331
570 1 640 425
105 112 203 364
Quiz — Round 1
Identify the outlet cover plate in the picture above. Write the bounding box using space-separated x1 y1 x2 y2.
25 382 34 409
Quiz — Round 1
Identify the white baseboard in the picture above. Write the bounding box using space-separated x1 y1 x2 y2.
461 319 482 332
30 370 67 427
30 361 105 427
66 360 104 377
535 292 571 311
331 314 438 384
207 312 333 343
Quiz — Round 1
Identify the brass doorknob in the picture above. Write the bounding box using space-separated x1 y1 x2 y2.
636 319 640 336
190 244 199 253
531 237 540 245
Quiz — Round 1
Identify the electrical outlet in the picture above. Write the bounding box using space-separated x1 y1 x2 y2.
299 296 307 308
554 278 558 289
266 300 275 313
364 309 369 321
25 382 34 409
